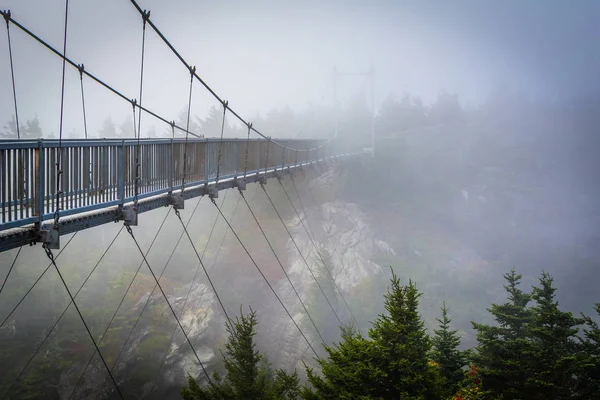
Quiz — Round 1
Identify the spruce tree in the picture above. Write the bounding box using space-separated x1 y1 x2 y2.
471 268 532 399
431 302 468 396
181 307 300 400
303 270 442 399
579 303 600 399
302 325 384 399
527 272 584 399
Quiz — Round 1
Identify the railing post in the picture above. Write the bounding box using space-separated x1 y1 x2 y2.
35 139 45 226
168 138 173 192
255 140 260 174
204 139 210 184
117 141 125 206
233 141 238 177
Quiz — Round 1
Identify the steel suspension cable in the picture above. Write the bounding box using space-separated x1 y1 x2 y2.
238 189 326 345
174 206 231 322
3 11 20 139
0 10 202 139
4 227 125 399
39 243 123 400
215 101 228 183
124 223 213 385
78 64 88 139
133 10 149 208
127 0 333 153
149 191 234 394
243 123 252 179
0 232 78 329
287 175 361 331
209 196 319 359
260 183 342 326
106 197 203 376
69 208 172 399
52 0 69 230
0 246 21 296
181 66 195 191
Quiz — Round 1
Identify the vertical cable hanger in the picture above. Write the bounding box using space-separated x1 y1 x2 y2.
4 11 20 140
4 11 27 219
78 64 88 139
123 9 149 226
260 136 271 185
243 123 252 179
214 100 228 184
37 0 123 397
180 65 195 194
208 100 227 199
234 122 252 192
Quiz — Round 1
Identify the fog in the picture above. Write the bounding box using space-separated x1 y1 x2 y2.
1 0 599 399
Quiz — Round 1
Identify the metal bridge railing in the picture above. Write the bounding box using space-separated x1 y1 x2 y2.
0 138 333 231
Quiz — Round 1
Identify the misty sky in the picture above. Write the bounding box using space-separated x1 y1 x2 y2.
1 0 599 137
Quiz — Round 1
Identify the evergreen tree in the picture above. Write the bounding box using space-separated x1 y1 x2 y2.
431 302 468 396
302 326 384 399
369 274 441 399
181 307 300 400
527 272 584 399
303 270 442 399
578 303 600 399
471 268 533 399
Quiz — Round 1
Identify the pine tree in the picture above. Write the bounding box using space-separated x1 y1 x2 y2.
471 268 533 399
527 272 584 399
181 307 300 400
578 303 600 399
431 302 468 396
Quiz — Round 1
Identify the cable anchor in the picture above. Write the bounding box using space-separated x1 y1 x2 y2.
142 10 151 23
3 10 10 26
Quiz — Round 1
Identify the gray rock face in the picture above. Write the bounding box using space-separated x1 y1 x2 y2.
57 168 394 398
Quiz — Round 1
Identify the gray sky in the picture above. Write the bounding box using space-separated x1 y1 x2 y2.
1 0 599 137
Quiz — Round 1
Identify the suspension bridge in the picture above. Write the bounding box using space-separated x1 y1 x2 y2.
0 2 369 399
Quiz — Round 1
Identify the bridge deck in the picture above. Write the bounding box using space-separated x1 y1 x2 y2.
0 137 356 252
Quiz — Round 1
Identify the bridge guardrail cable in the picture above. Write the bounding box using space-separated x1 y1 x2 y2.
238 188 327 346
0 10 202 140
287 174 362 333
260 183 343 326
210 196 320 359
68 208 171 399
2 227 124 399
124 221 214 386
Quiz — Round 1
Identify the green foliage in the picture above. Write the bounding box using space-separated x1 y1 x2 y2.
180 306 301 400
471 268 533 399
526 272 584 399
578 303 600 398
302 269 442 399
431 302 469 396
